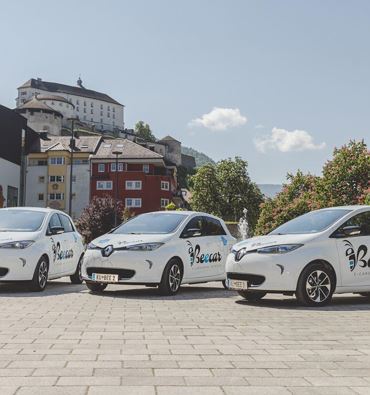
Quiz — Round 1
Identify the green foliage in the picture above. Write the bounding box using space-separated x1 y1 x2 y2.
177 165 196 189
165 202 177 211
255 140 370 235
134 121 157 142
190 158 263 233
75 196 125 244
181 146 215 167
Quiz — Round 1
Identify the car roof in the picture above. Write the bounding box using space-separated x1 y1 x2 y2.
318 205 368 211
144 210 224 220
0 207 68 215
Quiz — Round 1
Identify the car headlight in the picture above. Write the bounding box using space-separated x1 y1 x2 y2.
87 242 99 250
0 241 34 249
125 243 164 251
257 244 303 254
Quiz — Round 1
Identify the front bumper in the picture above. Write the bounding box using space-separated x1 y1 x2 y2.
82 249 165 285
225 252 301 292
0 250 40 281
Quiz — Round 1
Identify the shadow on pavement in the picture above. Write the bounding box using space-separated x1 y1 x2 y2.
235 294 370 311
0 280 237 300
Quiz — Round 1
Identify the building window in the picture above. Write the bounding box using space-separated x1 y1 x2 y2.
83 108 86 113
38 176 45 183
84 101 86 106
125 180 142 190
143 164 149 173
21 91 27 96
77 100 79 105
161 181 170 191
38 193 44 201
108 106 110 111
113 107 115 112
96 181 113 190
98 163 105 172
49 193 64 200
84 115 86 120
113 114 115 119
76 106 79 111
161 198 170 208
72 175 77 182
91 109 93 114
91 118 93 121
49 175 64 183
100 111 103 116
107 113 110 118
111 163 124 172
91 102 94 107
125 198 142 208
100 118 103 124
49 157 65 165
100 104 103 109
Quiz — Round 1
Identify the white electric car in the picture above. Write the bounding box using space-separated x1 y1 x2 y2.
82 211 235 295
226 206 370 306
0 207 85 291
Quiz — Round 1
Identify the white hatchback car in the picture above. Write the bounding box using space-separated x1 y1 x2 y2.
226 206 370 306
0 207 85 291
82 211 235 295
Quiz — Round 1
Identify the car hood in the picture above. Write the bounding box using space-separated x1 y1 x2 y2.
0 231 40 244
233 233 317 252
91 233 172 248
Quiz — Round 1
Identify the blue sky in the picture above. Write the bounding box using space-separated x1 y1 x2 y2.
1 0 369 183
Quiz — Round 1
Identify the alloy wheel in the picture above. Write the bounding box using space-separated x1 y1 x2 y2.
169 264 181 292
38 260 48 289
306 270 331 303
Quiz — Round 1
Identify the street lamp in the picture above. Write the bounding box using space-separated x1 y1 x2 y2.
112 150 122 227
67 117 80 217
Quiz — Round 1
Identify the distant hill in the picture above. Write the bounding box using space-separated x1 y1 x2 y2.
181 146 215 167
258 184 282 198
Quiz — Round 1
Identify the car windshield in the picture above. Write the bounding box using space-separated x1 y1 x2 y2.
0 210 46 232
113 213 188 235
269 209 352 235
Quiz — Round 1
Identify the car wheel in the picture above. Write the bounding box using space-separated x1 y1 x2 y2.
221 280 228 289
237 290 267 301
158 259 183 296
31 257 49 292
70 256 83 284
296 263 334 307
86 281 107 293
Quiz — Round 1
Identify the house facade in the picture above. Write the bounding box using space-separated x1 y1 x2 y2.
90 139 178 214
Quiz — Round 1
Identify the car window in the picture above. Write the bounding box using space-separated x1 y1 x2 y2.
58 214 74 233
0 210 46 232
203 216 226 236
336 212 370 237
48 213 62 234
181 216 205 238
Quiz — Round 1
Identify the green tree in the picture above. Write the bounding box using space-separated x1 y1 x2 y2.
318 140 370 206
255 171 320 235
255 140 370 235
190 158 263 233
134 121 156 142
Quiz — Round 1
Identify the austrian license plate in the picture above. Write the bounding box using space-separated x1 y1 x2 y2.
92 273 119 283
228 279 248 290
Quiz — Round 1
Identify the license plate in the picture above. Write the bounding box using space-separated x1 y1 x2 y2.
228 279 248 290
92 273 119 283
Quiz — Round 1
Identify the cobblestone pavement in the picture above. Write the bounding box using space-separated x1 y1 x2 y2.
1 280 370 394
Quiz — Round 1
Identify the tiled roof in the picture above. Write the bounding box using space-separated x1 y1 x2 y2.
18 78 122 106
17 97 63 116
94 139 164 160
159 135 181 143
36 135 102 153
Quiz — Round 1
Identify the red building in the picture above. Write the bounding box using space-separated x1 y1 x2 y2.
90 139 179 214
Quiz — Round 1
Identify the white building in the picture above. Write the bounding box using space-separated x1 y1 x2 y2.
17 78 124 133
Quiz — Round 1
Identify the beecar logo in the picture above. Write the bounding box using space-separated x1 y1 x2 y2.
343 239 369 271
186 241 222 266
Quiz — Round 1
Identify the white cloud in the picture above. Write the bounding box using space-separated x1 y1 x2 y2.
254 127 326 153
189 107 247 131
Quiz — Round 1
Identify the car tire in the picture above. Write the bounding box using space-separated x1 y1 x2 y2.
296 263 335 307
30 256 49 292
221 280 228 289
86 281 107 293
158 259 183 296
70 256 83 284
237 290 267 301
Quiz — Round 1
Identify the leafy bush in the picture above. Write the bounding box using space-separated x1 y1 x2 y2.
75 196 125 244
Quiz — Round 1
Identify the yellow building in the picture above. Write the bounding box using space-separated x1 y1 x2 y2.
26 136 102 218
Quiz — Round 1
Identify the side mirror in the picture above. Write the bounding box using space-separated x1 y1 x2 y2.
50 226 64 235
332 225 361 238
342 225 361 237
181 228 202 238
